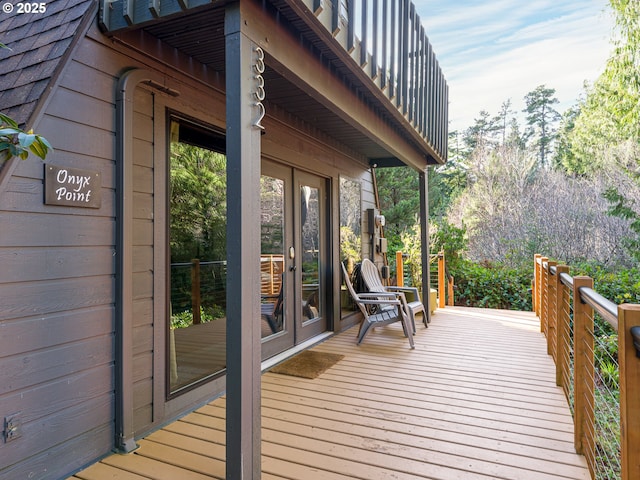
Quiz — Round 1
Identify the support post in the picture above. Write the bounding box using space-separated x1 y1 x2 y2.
225 5 262 478
546 260 557 357
540 257 549 335
618 304 640 480
396 251 404 287
418 168 430 323
572 276 594 457
438 251 445 309
533 254 541 315
555 265 570 387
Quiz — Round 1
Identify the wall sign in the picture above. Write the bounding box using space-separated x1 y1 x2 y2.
44 165 101 208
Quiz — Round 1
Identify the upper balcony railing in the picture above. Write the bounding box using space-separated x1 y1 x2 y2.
305 0 449 162
99 0 449 164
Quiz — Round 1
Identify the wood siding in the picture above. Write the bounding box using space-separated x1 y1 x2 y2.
0 33 118 480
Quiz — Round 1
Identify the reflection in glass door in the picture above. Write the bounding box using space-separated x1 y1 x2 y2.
299 185 321 323
167 119 227 396
260 164 327 358
295 170 327 343
260 175 286 338
260 162 294 359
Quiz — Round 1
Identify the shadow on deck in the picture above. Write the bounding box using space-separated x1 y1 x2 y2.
70 306 589 480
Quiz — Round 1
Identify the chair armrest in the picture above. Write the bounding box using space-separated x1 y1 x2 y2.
386 286 420 302
357 298 401 306
358 292 399 299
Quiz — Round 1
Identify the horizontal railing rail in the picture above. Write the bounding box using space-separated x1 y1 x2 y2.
533 254 640 480
580 287 619 331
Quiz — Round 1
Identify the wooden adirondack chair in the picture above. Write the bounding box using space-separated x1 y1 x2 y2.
341 262 415 349
360 258 427 328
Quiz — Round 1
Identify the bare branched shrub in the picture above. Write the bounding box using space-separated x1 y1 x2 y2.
448 144 636 267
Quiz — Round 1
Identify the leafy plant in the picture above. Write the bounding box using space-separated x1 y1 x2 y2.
449 259 532 310
170 305 224 329
0 112 52 162
598 360 620 390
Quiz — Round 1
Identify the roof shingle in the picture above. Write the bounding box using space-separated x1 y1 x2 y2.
0 0 95 126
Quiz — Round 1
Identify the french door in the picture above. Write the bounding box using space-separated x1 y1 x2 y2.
260 161 328 359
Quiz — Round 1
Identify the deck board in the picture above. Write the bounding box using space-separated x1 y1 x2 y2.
70 306 590 479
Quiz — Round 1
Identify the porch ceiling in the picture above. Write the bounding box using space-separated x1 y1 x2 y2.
111 2 436 167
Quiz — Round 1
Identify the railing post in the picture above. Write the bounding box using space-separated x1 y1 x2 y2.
546 260 557 357
572 276 594 459
540 257 549 336
555 265 570 388
191 258 201 324
438 251 445 309
618 304 640 480
534 254 541 315
396 250 404 287
447 275 454 307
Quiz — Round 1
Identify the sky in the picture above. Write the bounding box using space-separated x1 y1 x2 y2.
413 0 616 132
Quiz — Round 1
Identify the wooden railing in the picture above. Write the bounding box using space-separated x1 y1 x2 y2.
533 254 640 480
396 250 451 308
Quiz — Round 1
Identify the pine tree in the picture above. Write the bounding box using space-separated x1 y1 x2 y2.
523 85 561 167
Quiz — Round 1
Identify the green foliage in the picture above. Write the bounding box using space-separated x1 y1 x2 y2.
397 223 423 289
449 259 532 310
0 113 52 163
464 110 500 151
170 142 227 262
603 186 640 262
430 220 466 272
170 305 225 329
340 225 361 263
599 361 620 390
594 384 621 479
572 261 640 304
376 166 420 238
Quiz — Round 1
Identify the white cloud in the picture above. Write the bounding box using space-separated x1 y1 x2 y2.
416 0 614 131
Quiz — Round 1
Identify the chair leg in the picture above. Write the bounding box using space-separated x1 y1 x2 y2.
419 308 428 327
266 315 278 334
408 310 417 333
403 317 415 349
357 320 373 344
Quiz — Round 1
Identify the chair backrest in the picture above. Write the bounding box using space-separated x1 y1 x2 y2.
340 262 369 318
361 258 386 293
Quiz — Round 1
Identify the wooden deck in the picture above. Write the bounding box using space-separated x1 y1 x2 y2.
69 306 590 480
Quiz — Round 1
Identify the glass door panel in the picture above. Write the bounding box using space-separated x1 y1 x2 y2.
300 185 321 323
260 175 285 338
260 161 294 359
168 119 227 396
295 170 327 342
260 163 328 357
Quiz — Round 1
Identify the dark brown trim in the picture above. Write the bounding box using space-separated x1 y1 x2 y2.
116 68 175 453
